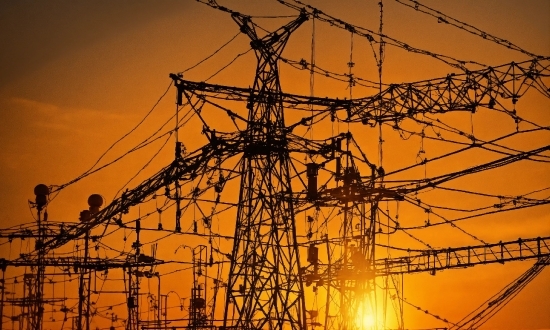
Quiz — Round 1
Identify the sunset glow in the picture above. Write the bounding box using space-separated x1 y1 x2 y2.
0 1 549 330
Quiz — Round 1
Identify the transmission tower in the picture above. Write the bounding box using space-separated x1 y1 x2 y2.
221 12 309 330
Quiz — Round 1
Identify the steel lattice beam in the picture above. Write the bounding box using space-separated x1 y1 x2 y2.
375 236 550 275
172 58 550 124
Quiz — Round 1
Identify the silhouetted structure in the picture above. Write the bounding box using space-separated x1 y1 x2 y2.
1 2 550 330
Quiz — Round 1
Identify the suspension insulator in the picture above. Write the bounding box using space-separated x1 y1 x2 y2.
176 83 183 105
307 244 319 264
335 158 342 180
127 297 136 309
306 163 318 200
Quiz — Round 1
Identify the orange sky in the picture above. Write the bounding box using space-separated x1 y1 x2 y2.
0 1 549 330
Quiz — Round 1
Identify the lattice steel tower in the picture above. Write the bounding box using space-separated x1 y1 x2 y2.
222 12 309 330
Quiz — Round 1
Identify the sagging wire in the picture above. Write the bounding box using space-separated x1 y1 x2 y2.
450 256 550 329
177 31 242 75
279 0 489 71
51 80 174 194
395 0 540 58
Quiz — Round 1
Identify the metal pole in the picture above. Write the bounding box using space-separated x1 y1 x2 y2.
163 295 167 330
78 228 90 330
34 208 45 330
0 269 5 330
85 231 91 330
324 234 331 330
157 274 161 330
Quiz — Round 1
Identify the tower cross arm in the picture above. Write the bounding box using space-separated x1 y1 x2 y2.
0 255 164 270
34 140 239 255
172 57 550 125
375 236 550 276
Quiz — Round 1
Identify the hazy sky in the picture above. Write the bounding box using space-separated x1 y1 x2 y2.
0 1 549 329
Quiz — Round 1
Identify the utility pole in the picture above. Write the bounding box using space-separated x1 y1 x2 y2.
77 195 103 330
30 184 49 330
155 273 160 330
126 218 142 330
0 266 5 330
188 245 207 330
77 210 89 330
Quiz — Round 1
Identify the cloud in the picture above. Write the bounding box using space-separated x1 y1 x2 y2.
9 96 125 134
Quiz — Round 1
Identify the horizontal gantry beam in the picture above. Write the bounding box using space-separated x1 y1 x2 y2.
0 256 163 270
376 236 550 275
171 58 550 124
